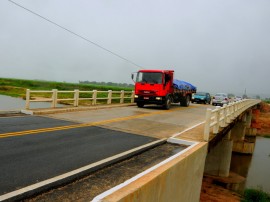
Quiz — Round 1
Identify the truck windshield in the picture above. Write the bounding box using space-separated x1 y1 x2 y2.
136 72 163 84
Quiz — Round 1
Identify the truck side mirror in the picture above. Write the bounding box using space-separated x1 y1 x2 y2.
131 72 137 83
165 74 171 83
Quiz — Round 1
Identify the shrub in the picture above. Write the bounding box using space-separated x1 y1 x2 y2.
242 188 270 202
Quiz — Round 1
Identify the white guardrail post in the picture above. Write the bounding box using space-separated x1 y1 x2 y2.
25 89 30 109
213 106 221 134
51 89 58 108
204 108 212 141
120 90 124 104
220 106 226 127
223 104 228 124
131 90 135 103
74 89 79 107
107 90 112 104
92 90 97 105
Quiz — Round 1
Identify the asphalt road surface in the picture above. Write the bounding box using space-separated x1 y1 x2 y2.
0 116 74 133
0 116 156 195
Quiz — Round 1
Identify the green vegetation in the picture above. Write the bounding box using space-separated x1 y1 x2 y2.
263 98 270 104
264 135 270 138
0 78 134 105
0 78 133 97
241 188 270 202
79 80 134 88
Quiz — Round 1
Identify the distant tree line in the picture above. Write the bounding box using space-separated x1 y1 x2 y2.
79 81 134 88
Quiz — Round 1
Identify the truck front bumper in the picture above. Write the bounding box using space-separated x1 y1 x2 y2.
134 96 165 105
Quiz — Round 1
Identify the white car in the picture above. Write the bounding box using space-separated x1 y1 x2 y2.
212 93 229 106
235 96 242 102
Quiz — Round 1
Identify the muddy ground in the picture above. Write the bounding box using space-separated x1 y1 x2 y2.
255 102 270 135
200 176 241 202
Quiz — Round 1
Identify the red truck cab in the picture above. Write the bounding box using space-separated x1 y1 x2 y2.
132 69 174 108
132 69 195 109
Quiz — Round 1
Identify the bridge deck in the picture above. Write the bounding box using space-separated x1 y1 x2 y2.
0 103 212 200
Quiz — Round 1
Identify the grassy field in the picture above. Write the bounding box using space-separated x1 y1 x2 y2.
0 78 133 96
0 78 134 105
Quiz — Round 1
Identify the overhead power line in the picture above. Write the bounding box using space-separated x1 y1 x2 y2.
8 0 144 69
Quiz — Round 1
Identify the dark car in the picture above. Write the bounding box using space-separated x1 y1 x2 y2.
191 92 211 104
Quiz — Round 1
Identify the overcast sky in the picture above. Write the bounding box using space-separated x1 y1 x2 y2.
1 0 270 97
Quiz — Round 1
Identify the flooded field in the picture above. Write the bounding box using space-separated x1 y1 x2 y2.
0 94 65 111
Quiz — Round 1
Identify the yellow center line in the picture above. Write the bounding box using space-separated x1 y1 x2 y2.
0 106 197 138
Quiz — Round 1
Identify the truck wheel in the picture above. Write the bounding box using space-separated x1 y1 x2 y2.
164 96 171 110
137 102 144 108
180 95 190 107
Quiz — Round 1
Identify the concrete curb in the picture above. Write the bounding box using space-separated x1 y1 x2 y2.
0 138 166 202
0 111 26 117
21 103 136 115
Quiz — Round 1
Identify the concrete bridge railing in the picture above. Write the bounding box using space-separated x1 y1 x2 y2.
25 89 135 109
203 99 261 141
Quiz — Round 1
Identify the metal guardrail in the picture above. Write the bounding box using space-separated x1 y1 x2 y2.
25 89 135 109
203 99 261 141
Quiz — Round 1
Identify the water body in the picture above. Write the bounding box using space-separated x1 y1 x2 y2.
231 137 270 193
0 94 65 111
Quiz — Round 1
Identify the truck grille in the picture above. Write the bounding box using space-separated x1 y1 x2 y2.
138 90 157 96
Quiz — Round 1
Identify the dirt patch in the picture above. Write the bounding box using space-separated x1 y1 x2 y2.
200 176 242 202
254 103 270 136
24 143 186 202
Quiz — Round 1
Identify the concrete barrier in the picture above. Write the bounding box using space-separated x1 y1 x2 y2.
93 142 207 202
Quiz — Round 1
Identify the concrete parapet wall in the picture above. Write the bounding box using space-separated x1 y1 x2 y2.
94 142 207 202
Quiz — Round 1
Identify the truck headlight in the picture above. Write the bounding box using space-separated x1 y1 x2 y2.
134 95 138 98
156 97 162 100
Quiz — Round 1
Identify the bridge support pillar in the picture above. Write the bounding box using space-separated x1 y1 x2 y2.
231 122 246 141
232 110 257 154
204 133 233 177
